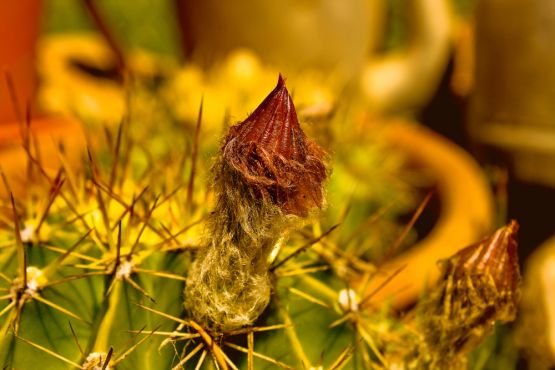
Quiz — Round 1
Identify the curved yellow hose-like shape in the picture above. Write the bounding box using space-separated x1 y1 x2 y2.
359 121 494 309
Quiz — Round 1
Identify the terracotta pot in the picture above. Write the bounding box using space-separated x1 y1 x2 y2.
0 0 43 123
0 1 89 198
0 116 87 199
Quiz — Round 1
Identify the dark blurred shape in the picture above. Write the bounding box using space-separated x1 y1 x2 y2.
420 56 468 148
469 0 555 187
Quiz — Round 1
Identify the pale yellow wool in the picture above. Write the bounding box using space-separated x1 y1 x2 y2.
184 160 296 331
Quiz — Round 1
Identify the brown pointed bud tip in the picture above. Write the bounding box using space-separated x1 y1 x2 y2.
221 74 328 216
451 220 520 294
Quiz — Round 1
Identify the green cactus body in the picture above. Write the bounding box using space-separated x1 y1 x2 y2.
0 74 521 370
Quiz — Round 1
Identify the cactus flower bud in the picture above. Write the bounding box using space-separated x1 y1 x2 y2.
185 76 328 331
447 219 520 312
401 221 521 369
222 74 327 217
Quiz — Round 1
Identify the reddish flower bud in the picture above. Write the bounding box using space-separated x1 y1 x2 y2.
449 220 520 298
221 75 327 217
410 221 521 368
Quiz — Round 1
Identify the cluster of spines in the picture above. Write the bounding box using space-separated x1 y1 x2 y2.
0 76 521 370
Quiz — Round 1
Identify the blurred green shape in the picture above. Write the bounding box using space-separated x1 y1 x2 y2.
42 0 180 56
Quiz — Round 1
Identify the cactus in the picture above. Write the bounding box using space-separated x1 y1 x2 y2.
0 74 520 370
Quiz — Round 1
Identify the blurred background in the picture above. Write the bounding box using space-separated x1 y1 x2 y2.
1 0 555 368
